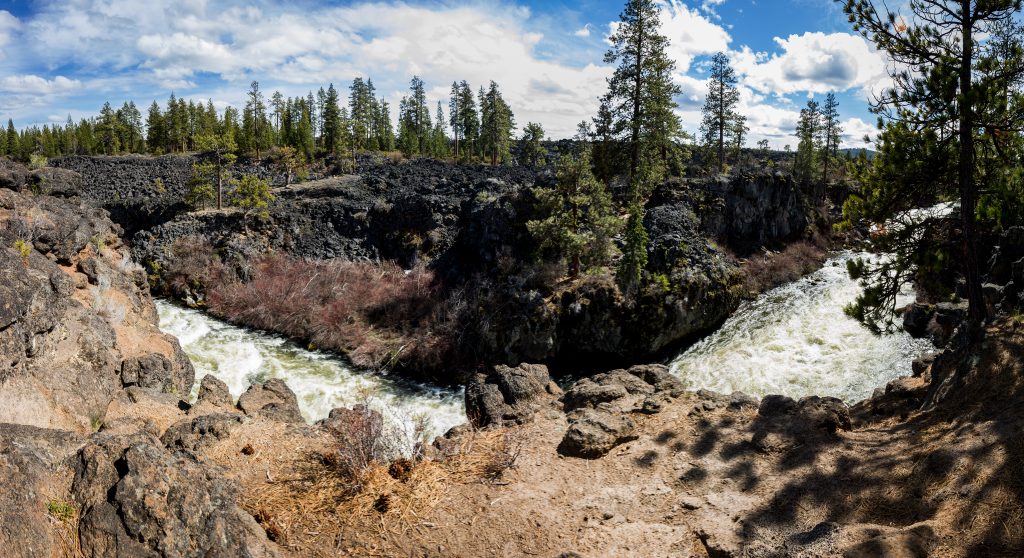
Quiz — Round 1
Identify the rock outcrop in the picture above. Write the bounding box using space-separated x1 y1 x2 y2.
0 184 193 431
558 364 685 458
465 363 560 428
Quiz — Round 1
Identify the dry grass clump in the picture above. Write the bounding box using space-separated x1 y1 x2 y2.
738 240 827 296
241 427 521 556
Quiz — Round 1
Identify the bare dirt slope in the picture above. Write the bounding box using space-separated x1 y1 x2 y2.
189 317 1023 557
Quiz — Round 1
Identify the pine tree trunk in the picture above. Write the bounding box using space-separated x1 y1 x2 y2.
959 3 986 328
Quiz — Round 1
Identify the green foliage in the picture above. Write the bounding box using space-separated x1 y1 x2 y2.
13 239 31 261
186 162 217 210
527 148 622 277
480 81 515 165
230 174 273 219
519 122 547 167
28 154 48 170
153 177 166 194
46 499 75 522
617 200 649 293
700 52 741 171
601 0 683 186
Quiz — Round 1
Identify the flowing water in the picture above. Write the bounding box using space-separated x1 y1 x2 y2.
669 251 934 403
155 301 466 441
157 247 934 436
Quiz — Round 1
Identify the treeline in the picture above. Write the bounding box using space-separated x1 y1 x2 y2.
0 76 518 164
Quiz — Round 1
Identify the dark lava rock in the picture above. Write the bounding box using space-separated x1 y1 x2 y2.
161 414 246 453
796 396 852 432
465 363 555 428
195 374 234 407
988 226 1024 285
558 408 637 459
28 166 83 197
237 378 304 423
758 394 798 417
73 432 279 557
903 303 935 339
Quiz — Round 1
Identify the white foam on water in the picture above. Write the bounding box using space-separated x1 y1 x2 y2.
669 251 934 403
156 301 466 443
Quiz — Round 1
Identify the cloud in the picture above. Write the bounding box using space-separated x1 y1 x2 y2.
0 10 20 58
0 75 81 94
658 0 732 73
700 0 727 20
574 24 592 38
841 116 877 148
733 32 887 97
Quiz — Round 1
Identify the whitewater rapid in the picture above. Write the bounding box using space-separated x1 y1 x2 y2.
156 301 466 441
669 251 934 403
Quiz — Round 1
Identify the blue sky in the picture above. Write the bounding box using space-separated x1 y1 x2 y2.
0 0 889 148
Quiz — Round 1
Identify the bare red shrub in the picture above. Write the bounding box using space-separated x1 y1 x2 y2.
739 240 828 296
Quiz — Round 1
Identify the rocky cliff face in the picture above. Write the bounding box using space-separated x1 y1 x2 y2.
121 157 808 377
0 185 193 431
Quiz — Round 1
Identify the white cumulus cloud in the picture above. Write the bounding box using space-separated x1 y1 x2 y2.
734 32 887 97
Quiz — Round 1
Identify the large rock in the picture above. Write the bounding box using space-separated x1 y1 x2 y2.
237 378 304 423
0 424 84 558
465 363 557 428
0 187 193 431
557 408 637 459
72 432 279 557
161 414 246 453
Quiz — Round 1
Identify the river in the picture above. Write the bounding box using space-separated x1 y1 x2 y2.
155 301 467 441
668 251 934 402
157 250 933 436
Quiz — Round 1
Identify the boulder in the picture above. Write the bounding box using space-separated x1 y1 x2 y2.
758 394 798 417
465 363 556 427
902 303 934 338
988 226 1024 284
0 158 28 191
28 167 83 197
161 414 246 453
195 374 233 407
557 408 637 459
237 379 304 423
928 302 967 347
0 424 84 558
72 432 279 557
796 396 852 432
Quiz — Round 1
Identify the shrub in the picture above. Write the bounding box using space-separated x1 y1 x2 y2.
13 239 30 262
739 240 827 296
46 499 75 522
230 174 273 219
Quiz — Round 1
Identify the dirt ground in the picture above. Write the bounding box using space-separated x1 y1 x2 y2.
191 317 1024 557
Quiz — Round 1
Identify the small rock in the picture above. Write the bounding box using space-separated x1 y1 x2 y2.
196 374 233 407
758 394 797 417
679 496 703 510
557 408 637 459
237 378 304 423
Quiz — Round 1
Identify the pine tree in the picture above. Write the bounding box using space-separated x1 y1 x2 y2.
449 82 462 161
731 113 748 163
430 101 450 158
603 0 682 192
793 99 822 185
457 81 479 162
820 92 842 186
245 81 267 159
519 122 547 168
617 200 649 291
700 52 741 171
375 98 395 151
480 81 515 165
195 133 236 209
528 148 622 277
186 163 217 210
322 83 342 155
96 102 121 155
230 175 273 221
842 0 1024 330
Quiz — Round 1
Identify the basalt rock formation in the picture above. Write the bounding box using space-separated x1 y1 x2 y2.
113 155 811 378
